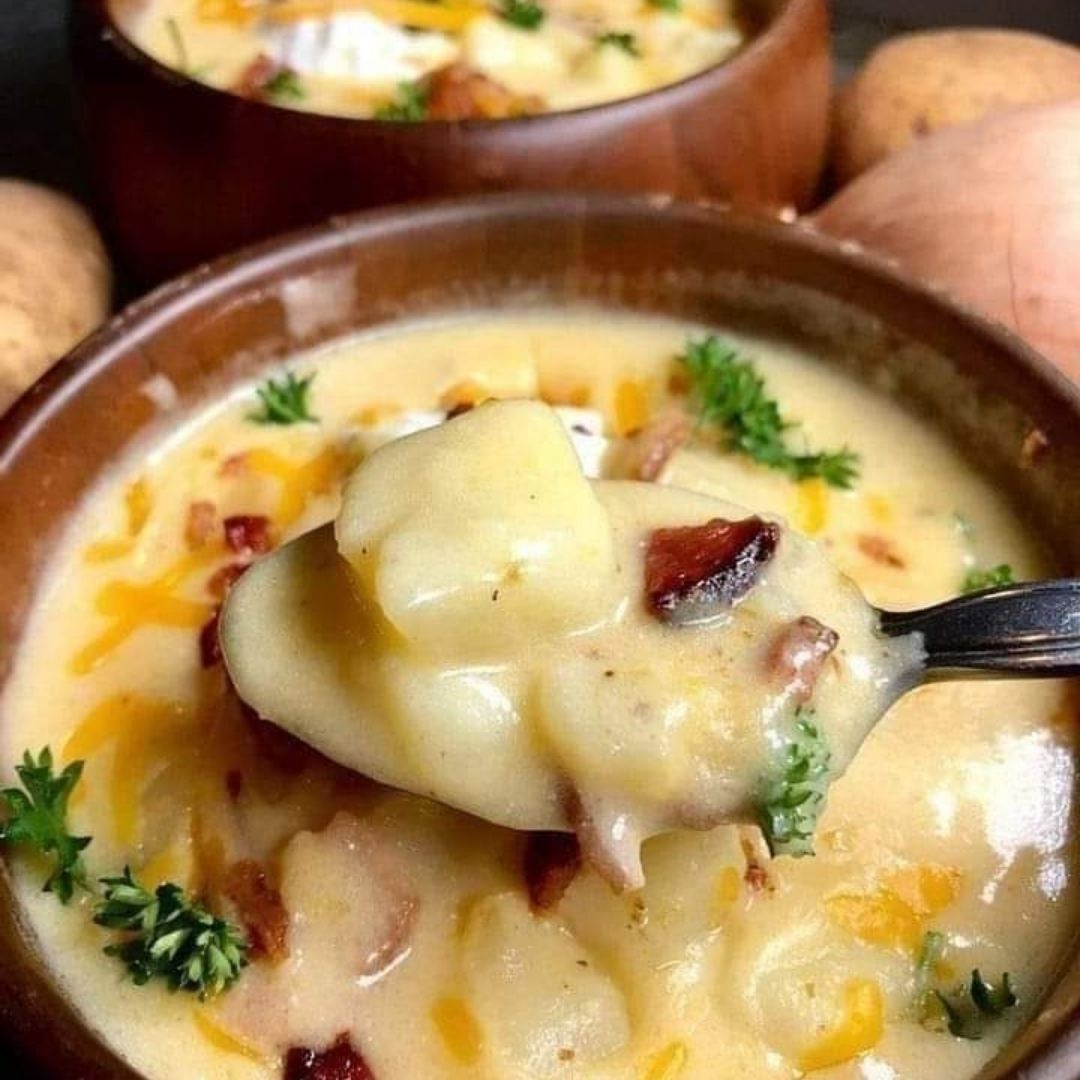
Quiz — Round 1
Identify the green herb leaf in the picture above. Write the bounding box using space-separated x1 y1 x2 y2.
95 868 248 1000
757 711 831 857
248 371 318 425
679 336 860 489
961 564 1014 594
264 68 305 102
0 748 91 903
595 31 641 57
498 0 546 30
648 0 681 10
165 17 190 73
915 945 1019 1041
374 80 429 122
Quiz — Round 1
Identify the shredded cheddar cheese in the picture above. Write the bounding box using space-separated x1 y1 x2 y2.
242 446 344 528
641 1040 689 1080
266 0 482 32
614 379 650 436
795 478 829 536
431 996 484 1065
193 1010 266 1063
798 979 884 1072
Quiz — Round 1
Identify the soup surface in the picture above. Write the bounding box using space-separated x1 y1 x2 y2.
122 0 745 118
2 311 1077 1080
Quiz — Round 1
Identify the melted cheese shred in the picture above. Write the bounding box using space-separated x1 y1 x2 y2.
2 311 1076 1080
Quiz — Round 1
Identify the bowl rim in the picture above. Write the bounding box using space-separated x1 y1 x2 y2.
3 192 1080 1080
88 0 824 130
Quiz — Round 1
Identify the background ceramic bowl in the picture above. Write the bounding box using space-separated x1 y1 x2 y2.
3 194 1080 1078
70 0 830 285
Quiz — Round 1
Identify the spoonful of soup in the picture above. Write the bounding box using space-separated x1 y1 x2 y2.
219 400 1076 890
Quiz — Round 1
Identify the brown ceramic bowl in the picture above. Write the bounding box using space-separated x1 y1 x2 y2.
2 195 1080 1078
70 0 830 285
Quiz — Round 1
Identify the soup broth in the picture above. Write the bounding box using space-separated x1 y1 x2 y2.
121 0 745 118
2 311 1076 1080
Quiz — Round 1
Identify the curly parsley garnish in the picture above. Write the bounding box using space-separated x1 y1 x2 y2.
95 868 248 1000
2 747 248 999
596 31 641 57
679 336 860 489
249 371 318 425
264 69 305 102
374 80 429 122
0 748 91 903
962 564 1014 594
915 933 1019 1040
648 0 681 10
499 0 546 30
758 711 831 857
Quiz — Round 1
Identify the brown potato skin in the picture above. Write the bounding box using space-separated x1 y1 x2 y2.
832 29 1080 183
0 180 111 413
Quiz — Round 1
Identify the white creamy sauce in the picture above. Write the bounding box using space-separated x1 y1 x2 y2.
1 311 1075 1080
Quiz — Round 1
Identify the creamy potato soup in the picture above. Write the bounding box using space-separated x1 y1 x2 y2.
123 0 745 118
2 311 1076 1080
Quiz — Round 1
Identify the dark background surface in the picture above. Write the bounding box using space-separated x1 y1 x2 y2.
0 2 1076 198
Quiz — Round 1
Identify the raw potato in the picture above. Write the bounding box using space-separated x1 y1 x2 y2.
813 101 1080 380
833 30 1080 183
0 180 111 412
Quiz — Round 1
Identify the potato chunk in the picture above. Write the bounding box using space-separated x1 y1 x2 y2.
336 399 617 660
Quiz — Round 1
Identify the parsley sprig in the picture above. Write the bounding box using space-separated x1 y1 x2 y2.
915 932 1019 1040
249 371 318 425
596 31 640 56
264 69 305 102
499 0 546 29
962 564 1014 594
0 749 90 903
374 80 428 122
96 869 248 1000
758 711 831 857
679 337 860 489
1 748 248 999
648 0 681 10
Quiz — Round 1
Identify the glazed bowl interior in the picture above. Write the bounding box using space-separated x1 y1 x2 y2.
3 194 1080 1078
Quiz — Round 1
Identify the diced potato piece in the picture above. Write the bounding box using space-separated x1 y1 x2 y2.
336 400 617 660
462 16 571 97
462 892 631 1076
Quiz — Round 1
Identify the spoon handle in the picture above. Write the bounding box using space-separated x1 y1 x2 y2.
879 580 1080 677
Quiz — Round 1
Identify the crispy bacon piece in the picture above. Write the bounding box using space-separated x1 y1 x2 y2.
224 515 274 558
445 400 475 420
523 832 582 912
199 609 222 668
613 410 692 482
185 500 219 549
284 1035 375 1080
207 561 249 600
645 517 780 624
767 616 839 704
426 63 540 120
857 533 906 569
234 53 284 100
223 859 290 963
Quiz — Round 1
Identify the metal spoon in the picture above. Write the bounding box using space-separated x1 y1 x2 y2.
879 579 1080 678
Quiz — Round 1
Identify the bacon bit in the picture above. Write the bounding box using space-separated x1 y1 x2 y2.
767 616 840 704
220 452 250 477
645 517 780 624
1020 427 1050 470
185 500 219 549
445 401 475 420
233 53 288 100
739 827 775 895
199 609 222 668
613 410 692 481
523 832 582 912
284 1035 375 1080
207 561 249 600
426 63 540 120
223 515 274 558
224 859 289 963
856 533 906 569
